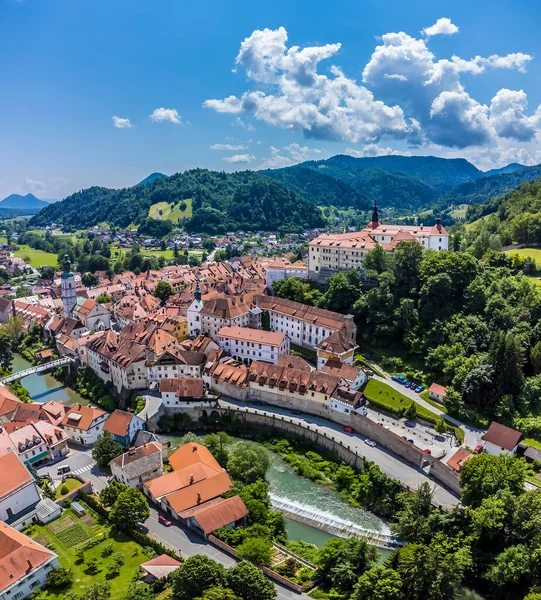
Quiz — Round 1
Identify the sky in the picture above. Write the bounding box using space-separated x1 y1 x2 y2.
2 0 541 200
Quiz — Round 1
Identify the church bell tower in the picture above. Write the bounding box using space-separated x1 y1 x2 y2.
61 254 77 317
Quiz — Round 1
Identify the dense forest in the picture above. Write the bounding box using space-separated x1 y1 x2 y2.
30 169 324 233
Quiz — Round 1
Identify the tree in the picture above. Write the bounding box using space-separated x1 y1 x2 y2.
393 482 433 543
45 567 73 589
364 245 388 274
153 280 174 303
227 442 270 484
404 402 417 421
236 537 272 566
95 292 112 304
460 453 527 508
92 432 123 468
226 560 276 600
435 418 447 435
323 270 363 313
172 555 227 600
79 579 111 600
108 487 149 529
1 316 24 343
205 432 230 468
194 588 241 600
352 566 403 600
81 272 99 288
0 330 13 371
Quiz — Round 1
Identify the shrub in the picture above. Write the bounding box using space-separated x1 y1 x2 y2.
45 567 72 589
101 543 114 557
85 557 99 575
59 484 69 496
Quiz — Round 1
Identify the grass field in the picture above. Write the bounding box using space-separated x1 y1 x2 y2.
363 378 437 422
448 204 468 220
13 244 58 268
504 247 541 266
27 506 147 599
56 478 82 498
142 248 204 260
149 198 193 223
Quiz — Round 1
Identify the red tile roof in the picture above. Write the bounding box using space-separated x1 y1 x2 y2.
159 378 204 398
189 495 248 534
429 383 447 397
0 452 33 499
484 422 523 451
447 447 474 472
218 326 286 346
61 403 106 431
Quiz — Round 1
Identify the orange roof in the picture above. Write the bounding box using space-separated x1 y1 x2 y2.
189 495 248 534
0 386 21 417
159 378 204 398
103 409 135 437
144 463 220 498
166 470 232 513
61 403 105 431
0 522 56 592
447 447 474 472
429 383 447 397
0 452 33 499
218 326 286 346
168 442 220 472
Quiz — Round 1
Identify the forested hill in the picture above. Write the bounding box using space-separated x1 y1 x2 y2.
29 169 324 234
440 164 541 208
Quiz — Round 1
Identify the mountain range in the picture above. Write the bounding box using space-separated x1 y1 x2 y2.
0 193 52 210
27 155 541 232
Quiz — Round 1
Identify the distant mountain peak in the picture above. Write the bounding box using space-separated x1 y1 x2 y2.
0 193 50 210
138 172 167 185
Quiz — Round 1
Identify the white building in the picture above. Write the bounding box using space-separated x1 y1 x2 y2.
255 295 357 351
0 452 41 526
187 282 204 337
61 255 77 318
61 403 107 446
0 522 59 600
217 326 290 365
159 377 216 408
110 442 163 488
196 294 261 340
322 359 367 390
484 421 523 456
146 348 206 383
72 297 111 331
265 259 308 290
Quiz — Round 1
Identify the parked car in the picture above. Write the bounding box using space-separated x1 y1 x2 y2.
475 444 484 453
415 385 425 393
364 353 372 359
158 515 172 527
366 369 375 376
57 465 71 475
343 426 355 434
364 439 377 447
404 382 412 388
407 439 414 444
423 449 432 454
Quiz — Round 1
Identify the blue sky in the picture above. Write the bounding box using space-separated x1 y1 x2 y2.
1 0 541 200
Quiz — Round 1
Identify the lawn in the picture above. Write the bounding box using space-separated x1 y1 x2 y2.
504 247 541 264
448 204 468 220
148 198 193 223
357 342 430 383
363 378 437 422
26 506 147 599
56 478 82 498
142 248 204 260
13 244 58 268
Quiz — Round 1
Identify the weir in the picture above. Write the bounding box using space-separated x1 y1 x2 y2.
270 493 403 549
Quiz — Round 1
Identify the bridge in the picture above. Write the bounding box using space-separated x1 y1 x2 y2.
1 357 75 384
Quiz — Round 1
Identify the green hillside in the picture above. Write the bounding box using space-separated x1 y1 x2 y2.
30 169 324 234
148 198 193 223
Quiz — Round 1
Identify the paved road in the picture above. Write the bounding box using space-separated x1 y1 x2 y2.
220 399 460 509
37 444 305 599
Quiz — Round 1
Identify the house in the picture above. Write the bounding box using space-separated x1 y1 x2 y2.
0 386 22 423
143 442 247 537
133 430 171 462
255 295 357 351
8 424 55 466
447 447 474 472
146 347 206 383
217 326 290 365
72 297 111 330
0 297 11 324
195 293 261 339
110 442 163 488
0 522 59 600
322 359 367 390
159 377 217 408
265 258 307 290
484 421 523 456
141 554 181 581
315 329 359 370
0 452 41 527
31 421 69 460
61 403 107 446
103 409 145 447
428 383 447 404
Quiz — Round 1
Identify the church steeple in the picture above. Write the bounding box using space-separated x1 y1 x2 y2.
370 201 379 230
194 280 202 302
61 254 76 317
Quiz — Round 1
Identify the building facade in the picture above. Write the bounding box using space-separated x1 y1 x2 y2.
217 326 290 365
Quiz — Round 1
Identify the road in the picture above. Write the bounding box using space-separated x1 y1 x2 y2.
36 444 306 599
219 398 460 509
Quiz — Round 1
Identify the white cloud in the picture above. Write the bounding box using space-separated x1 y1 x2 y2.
423 18 459 38
23 177 46 193
231 116 256 131
344 145 411 158
112 116 133 129
205 27 413 144
283 143 321 162
210 143 247 151
257 143 322 169
150 107 182 124
222 154 256 164
489 89 540 141
452 53 532 75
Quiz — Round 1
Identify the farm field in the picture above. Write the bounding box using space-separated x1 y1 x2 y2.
13 244 58 268
503 247 541 265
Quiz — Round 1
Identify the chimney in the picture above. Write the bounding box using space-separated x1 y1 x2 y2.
190 474 194 484
197 492 201 504
192 445 197 452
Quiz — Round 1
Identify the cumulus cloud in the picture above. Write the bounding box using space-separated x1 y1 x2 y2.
257 143 322 169
222 154 256 163
423 18 459 37
210 143 247 151
231 116 256 131
23 177 46 193
112 116 133 129
204 27 413 144
150 108 182 124
207 23 540 160
344 145 411 158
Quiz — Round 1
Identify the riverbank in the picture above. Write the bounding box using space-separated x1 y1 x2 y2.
10 354 88 405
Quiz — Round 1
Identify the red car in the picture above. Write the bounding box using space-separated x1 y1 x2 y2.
423 449 432 454
342 426 355 434
158 515 172 527
475 445 484 453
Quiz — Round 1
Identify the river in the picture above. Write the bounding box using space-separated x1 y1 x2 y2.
10 354 87 406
